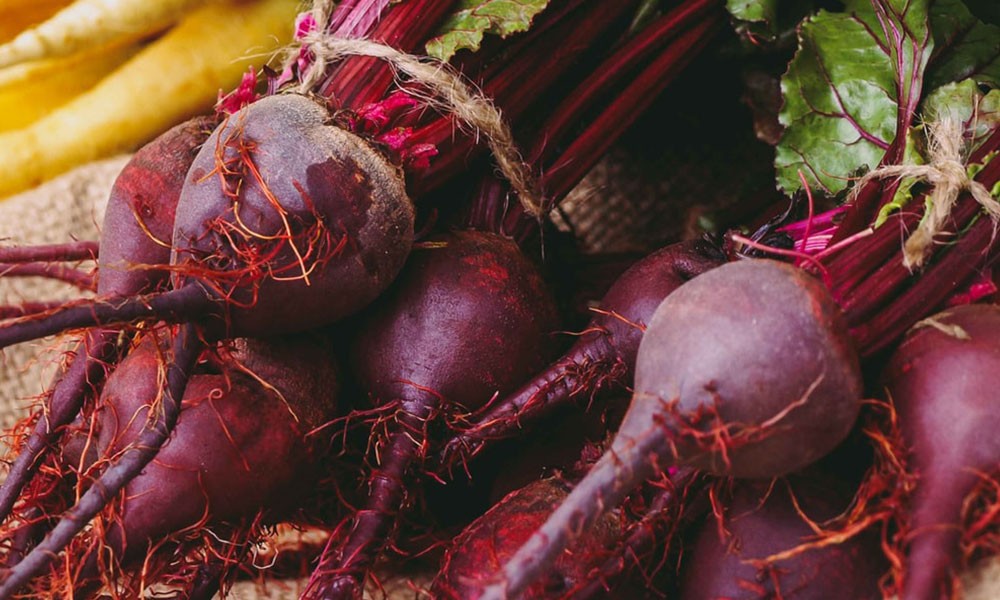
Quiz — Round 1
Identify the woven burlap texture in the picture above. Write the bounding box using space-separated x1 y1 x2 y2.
0 157 998 599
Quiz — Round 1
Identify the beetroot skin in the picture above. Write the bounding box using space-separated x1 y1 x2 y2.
440 239 725 468
679 473 887 600
0 115 216 530
173 94 414 336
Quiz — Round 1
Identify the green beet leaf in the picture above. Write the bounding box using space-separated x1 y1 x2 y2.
927 0 1000 89
776 0 933 195
425 0 549 62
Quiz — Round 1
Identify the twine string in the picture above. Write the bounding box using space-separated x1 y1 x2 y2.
284 16 543 218
849 118 999 269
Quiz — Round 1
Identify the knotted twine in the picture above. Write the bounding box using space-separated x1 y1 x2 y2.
849 118 999 270
282 1 544 219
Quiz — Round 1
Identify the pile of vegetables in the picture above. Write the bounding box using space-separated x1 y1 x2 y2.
0 0 997 598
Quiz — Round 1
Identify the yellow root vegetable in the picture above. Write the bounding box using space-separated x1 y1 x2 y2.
0 40 140 132
0 0 203 69
0 0 299 199
0 0 72 44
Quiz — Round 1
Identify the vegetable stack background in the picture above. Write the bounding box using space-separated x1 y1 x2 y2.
0 0 997 598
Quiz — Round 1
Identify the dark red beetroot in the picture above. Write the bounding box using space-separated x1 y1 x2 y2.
170 94 414 336
440 239 725 470
433 477 627 600
0 116 215 526
16 331 341 597
93 334 339 558
480 259 863 599
99 116 217 296
305 230 559 599
678 472 887 600
883 304 1000 600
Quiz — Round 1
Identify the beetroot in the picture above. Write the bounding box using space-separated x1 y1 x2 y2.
479 259 863 599
304 230 559 599
0 116 215 526
678 472 887 599
99 115 217 297
883 304 1000 600
93 334 339 557
6 331 341 597
440 238 725 470
171 94 413 336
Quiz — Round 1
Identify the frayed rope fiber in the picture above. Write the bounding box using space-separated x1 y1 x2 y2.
285 3 543 219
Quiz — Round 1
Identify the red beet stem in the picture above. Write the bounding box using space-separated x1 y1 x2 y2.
0 284 214 350
0 242 98 264
467 1 723 237
529 0 720 168
541 14 724 205
409 0 639 197
0 324 201 599
0 262 96 292
320 0 459 107
846 146 1000 355
0 331 118 523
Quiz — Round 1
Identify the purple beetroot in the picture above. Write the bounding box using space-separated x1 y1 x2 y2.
0 115 215 526
479 258 863 599
432 477 627 600
0 93 415 598
7 331 341 597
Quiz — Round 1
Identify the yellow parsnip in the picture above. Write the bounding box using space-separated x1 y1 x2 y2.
0 40 140 132
0 0 72 44
0 0 204 68
0 0 300 199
